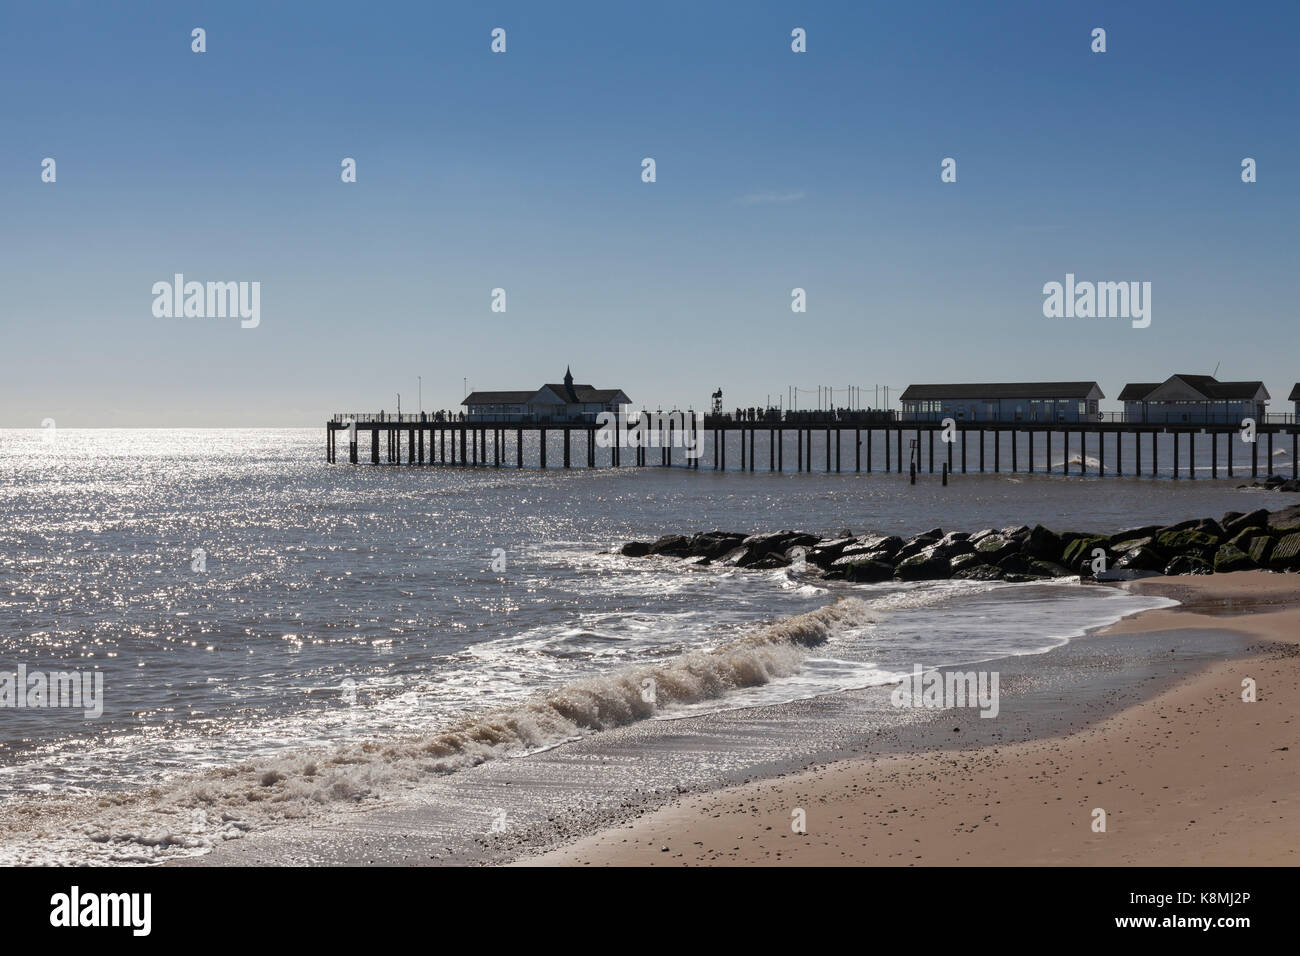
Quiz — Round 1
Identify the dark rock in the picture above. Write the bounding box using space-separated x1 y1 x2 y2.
1115 546 1165 572
1028 559 1074 578
1268 504 1300 534
996 552 1031 575
741 531 817 556
974 534 1019 561
856 534 905 557
1167 554 1213 575
1195 518 1225 539
805 537 856 568
1246 536 1274 566
1108 525 1161 547
1229 510 1262 531
1226 527 1268 551
895 533 943 562
688 531 745 559
1279 479 1300 493
720 546 752 566
1108 535 1154 555
620 541 651 557
649 534 691 556
1023 524 1063 561
836 559 895 583
1061 535 1107 571
952 564 1004 581
1268 532 1300 571
1154 528 1220 555
749 554 793 570
894 550 951 581
948 552 985 575
1212 544 1253 573
968 529 998 545
1001 525 1031 540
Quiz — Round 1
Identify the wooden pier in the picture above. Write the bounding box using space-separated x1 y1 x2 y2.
326 416 1300 480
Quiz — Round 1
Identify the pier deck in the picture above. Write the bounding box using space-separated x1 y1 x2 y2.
326 416 1300 480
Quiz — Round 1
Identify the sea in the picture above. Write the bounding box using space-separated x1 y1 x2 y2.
0 427 1284 863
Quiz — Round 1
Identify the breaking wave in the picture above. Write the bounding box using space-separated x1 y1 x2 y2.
0 597 871 865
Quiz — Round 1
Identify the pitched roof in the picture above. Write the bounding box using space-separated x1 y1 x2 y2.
899 382 1103 401
539 384 625 403
463 390 534 405
1291 384 1300 402
1167 375 1266 401
1118 383 1160 401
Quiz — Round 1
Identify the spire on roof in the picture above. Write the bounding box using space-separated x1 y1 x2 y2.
564 366 573 387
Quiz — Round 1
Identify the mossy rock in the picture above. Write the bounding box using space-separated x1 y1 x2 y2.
948 552 985 575
974 534 1018 561
1061 535 1107 570
1154 528 1220 554
1246 536 1274 565
1268 532 1300 571
1028 559 1073 578
894 552 951 581
1213 544 1254 573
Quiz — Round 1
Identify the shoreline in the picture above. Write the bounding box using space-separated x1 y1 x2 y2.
521 571 1299 866
177 573 1273 867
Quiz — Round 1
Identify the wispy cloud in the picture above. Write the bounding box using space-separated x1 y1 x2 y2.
736 190 806 206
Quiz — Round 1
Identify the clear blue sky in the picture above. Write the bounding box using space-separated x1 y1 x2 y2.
2 0 1296 425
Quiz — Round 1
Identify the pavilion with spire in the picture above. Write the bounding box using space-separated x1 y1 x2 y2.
462 367 631 422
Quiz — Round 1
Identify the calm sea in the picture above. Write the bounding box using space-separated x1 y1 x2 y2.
0 427 1275 862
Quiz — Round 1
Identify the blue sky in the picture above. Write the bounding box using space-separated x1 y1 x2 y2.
2 0 1297 425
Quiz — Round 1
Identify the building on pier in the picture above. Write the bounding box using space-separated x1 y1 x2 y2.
1290 383 1300 420
1119 374 1268 424
898 382 1104 424
462 367 630 423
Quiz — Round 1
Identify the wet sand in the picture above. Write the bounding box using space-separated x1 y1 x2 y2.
525 571 1299 866
181 574 1281 866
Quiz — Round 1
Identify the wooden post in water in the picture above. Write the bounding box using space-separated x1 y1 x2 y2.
961 430 967 473
540 428 547 469
1151 432 1158 478
979 429 985 472
1267 432 1274 476
1173 432 1180 478
928 429 934 473
994 430 1000 473
896 428 902 474
1252 434 1258 477
1011 429 1017 473
1028 430 1034 473
1188 432 1195 479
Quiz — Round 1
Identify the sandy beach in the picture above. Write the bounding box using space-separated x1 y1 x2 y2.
525 571 1299 866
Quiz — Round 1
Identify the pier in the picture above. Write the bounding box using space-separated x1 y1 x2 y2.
326 414 1300 481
